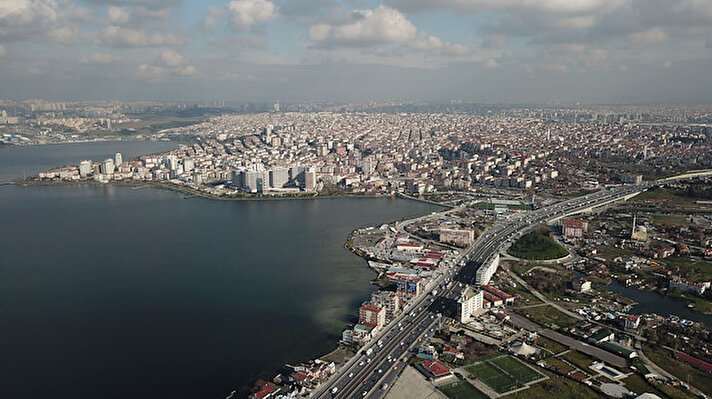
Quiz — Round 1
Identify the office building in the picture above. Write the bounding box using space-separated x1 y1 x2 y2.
457 287 483 323
79 160 93 177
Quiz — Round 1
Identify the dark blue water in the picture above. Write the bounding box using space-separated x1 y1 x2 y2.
606 279 712 327
0 142 442 399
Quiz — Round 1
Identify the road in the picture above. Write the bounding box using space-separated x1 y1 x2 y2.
313 174 707 399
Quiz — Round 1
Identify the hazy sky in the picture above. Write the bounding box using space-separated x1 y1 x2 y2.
1 0 711 103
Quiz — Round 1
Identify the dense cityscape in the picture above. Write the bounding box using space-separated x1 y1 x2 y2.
3 101 712 399
3 0 712 398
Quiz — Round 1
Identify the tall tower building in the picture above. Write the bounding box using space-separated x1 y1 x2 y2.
101 158 115 174
115 152 123 166
79 160 93 177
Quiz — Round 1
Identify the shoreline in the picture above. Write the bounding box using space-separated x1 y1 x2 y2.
12 178 407 202
0 137 174 147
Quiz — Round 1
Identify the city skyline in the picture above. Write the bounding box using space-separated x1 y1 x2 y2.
1 0 711 103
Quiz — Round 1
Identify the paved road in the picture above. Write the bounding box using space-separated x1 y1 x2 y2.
314 175 708 398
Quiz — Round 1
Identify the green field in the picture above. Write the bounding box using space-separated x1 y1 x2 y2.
651 214 687 226
536 336 567 356
439 381 490 399
560 351 596 372
643 345 712 395
491 356 543 383
508 230 568 260
503 371 601 399
522 305 578 329
544 357 575 372
467 361 523 393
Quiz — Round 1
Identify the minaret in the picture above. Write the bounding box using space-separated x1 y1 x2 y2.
631 214 636 238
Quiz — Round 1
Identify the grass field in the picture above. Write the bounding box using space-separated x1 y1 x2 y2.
536 336 567 356
502 370 601 399
561 351 596 373
491 356 543 383
467 361 523 393
643 345 712 395
508 230 568 260
439 381 490 399
544 357 575 373
623 374 698 399
522 305 578 329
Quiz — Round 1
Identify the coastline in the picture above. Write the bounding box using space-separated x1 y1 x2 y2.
0 137 173 147
12 178 402 202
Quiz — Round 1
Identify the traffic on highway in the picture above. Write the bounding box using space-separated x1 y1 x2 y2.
313 183 650 399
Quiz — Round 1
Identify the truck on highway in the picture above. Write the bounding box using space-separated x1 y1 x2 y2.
331 387 338 395
364 347 373 356
431 289 438 296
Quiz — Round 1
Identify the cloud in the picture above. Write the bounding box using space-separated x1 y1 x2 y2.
482 34 507 49
199 5 224 31
85 0 180 9
0 0 61 42
158 49 183 66
137 50 196 79
384 0 621 14
107 6 130 24
0 44 5 56
101 25 184 47
309 5 416 46
80 52 113 63
209 35 268 49
630 27 668 44
174 65 196 76
48 26 79 44
137 63 164 78
227 0 277 32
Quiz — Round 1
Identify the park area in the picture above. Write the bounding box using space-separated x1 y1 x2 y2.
507 229 568 260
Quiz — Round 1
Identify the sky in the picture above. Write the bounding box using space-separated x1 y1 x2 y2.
1 0 711 103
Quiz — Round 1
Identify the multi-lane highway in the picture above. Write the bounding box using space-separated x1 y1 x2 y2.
313 176 705 399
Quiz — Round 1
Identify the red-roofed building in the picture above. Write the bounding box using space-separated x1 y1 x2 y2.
422 360 451 378
482 285 514 304
483 291 504 307
562 219 588 239
674 352 712 374
359 303 386 329
250 380 280 399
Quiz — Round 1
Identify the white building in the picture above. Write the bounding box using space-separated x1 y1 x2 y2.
269 167 290 189
476 253 499 285
457 286 484 323
100 158 114 175
79 160 92 177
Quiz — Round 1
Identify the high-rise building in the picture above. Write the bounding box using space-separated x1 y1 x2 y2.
100 158 114 174
475 254 499 285
183 158 194 173
79 160 93 177
269 167 289 188
371 291 400 323
273 102 280 112
304 168 317 191
240 165 268 193
114 152 123 166
457 287 483 323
